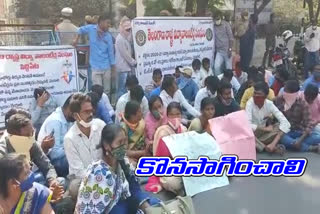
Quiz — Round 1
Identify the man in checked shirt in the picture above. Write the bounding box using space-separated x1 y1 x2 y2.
274 80 320 153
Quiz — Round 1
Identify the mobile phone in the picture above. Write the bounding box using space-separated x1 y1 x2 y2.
50 130 55 137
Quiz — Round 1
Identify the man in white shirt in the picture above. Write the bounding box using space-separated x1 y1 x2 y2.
115 85 149 123
191 59 202 88
64 93 106 179
200 58 214 87
160 75 200 117
246 81 291 154
194 76 220 112
218 69 241 97
304 19 320 79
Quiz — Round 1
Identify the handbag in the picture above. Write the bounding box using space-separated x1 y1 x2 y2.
145 196 195 214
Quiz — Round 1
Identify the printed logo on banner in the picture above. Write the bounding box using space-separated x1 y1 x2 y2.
61 60 75 84
206 28 213 41
135 30 147 47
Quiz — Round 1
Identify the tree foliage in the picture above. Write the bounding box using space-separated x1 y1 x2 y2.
16 0 111 23
143 0 174 16
305 0 320 22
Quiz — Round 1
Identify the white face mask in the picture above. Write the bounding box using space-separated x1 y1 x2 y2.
215 19 222 25
77 114 93 128
313 26 317 30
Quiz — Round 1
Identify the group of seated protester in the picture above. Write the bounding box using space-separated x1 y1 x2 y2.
1 61 320 213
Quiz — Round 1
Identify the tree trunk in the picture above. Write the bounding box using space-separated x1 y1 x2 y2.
186 0 194 12
196 0 209 16
254 0 271 16
306 0 314 21
315 0 320 22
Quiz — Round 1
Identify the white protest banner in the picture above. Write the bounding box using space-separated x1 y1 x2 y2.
0 46 78 128
132 17 214 88
163 131 229 196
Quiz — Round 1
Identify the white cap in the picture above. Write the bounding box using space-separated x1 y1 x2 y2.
61 7 73 17
179 67 193 77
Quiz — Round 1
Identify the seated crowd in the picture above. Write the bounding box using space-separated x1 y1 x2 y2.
1 58 320 214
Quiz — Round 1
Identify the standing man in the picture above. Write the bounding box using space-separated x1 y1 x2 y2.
262 13 277 68
234 11 249 55
73 15 116 96
214 13 234 76
304 20 320 79
240 14 258 72
115 17 136 98
56 7 78 45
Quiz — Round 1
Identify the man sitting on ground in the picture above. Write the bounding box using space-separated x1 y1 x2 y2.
145 69 163 97
37 95 75 177
240 73 275 109
178 67 199 104
246 81 290 154
213 80 240 117
194 76 220 112
275 80 320 153
218 69 241 96
115 85 149 123
92 84 115 119
303 83 320 133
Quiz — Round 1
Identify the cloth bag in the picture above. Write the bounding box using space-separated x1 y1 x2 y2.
209 110 256 160
145 196 195 214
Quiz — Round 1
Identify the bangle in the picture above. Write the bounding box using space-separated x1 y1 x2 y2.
47 191 53 203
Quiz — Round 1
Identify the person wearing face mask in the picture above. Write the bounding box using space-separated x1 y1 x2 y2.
246 82 290 154
0 154 57 214
73 14 116 96
214 13 234 76
275 80 320 153
304 20 320 79
189 97 215 134
116 16 137 99
178 67 199 104
0 111 64 191
120 101 151 165
74 124 159 214
64 93 106 200
213 80 240 117
145 69 163 97
144 96 167 148
146 102 186 195
37 95 75 178
240 73 275 109
194 76 219 112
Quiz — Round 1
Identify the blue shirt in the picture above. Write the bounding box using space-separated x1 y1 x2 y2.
179 78 199 103
302 76 320 90
37 107 73 161
96 100 113 124
149 87 161 98
78 25 115 70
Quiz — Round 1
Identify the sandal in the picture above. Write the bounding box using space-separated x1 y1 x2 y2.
274 144 286 156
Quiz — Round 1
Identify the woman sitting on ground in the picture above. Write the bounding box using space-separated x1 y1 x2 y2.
75 124 159 214
146 102 187 195
188 97 215 134
0 154 58 214
120 101 151 165
144 96 167 150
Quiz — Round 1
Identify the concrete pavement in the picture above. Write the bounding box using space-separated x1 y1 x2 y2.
192 152 320 214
